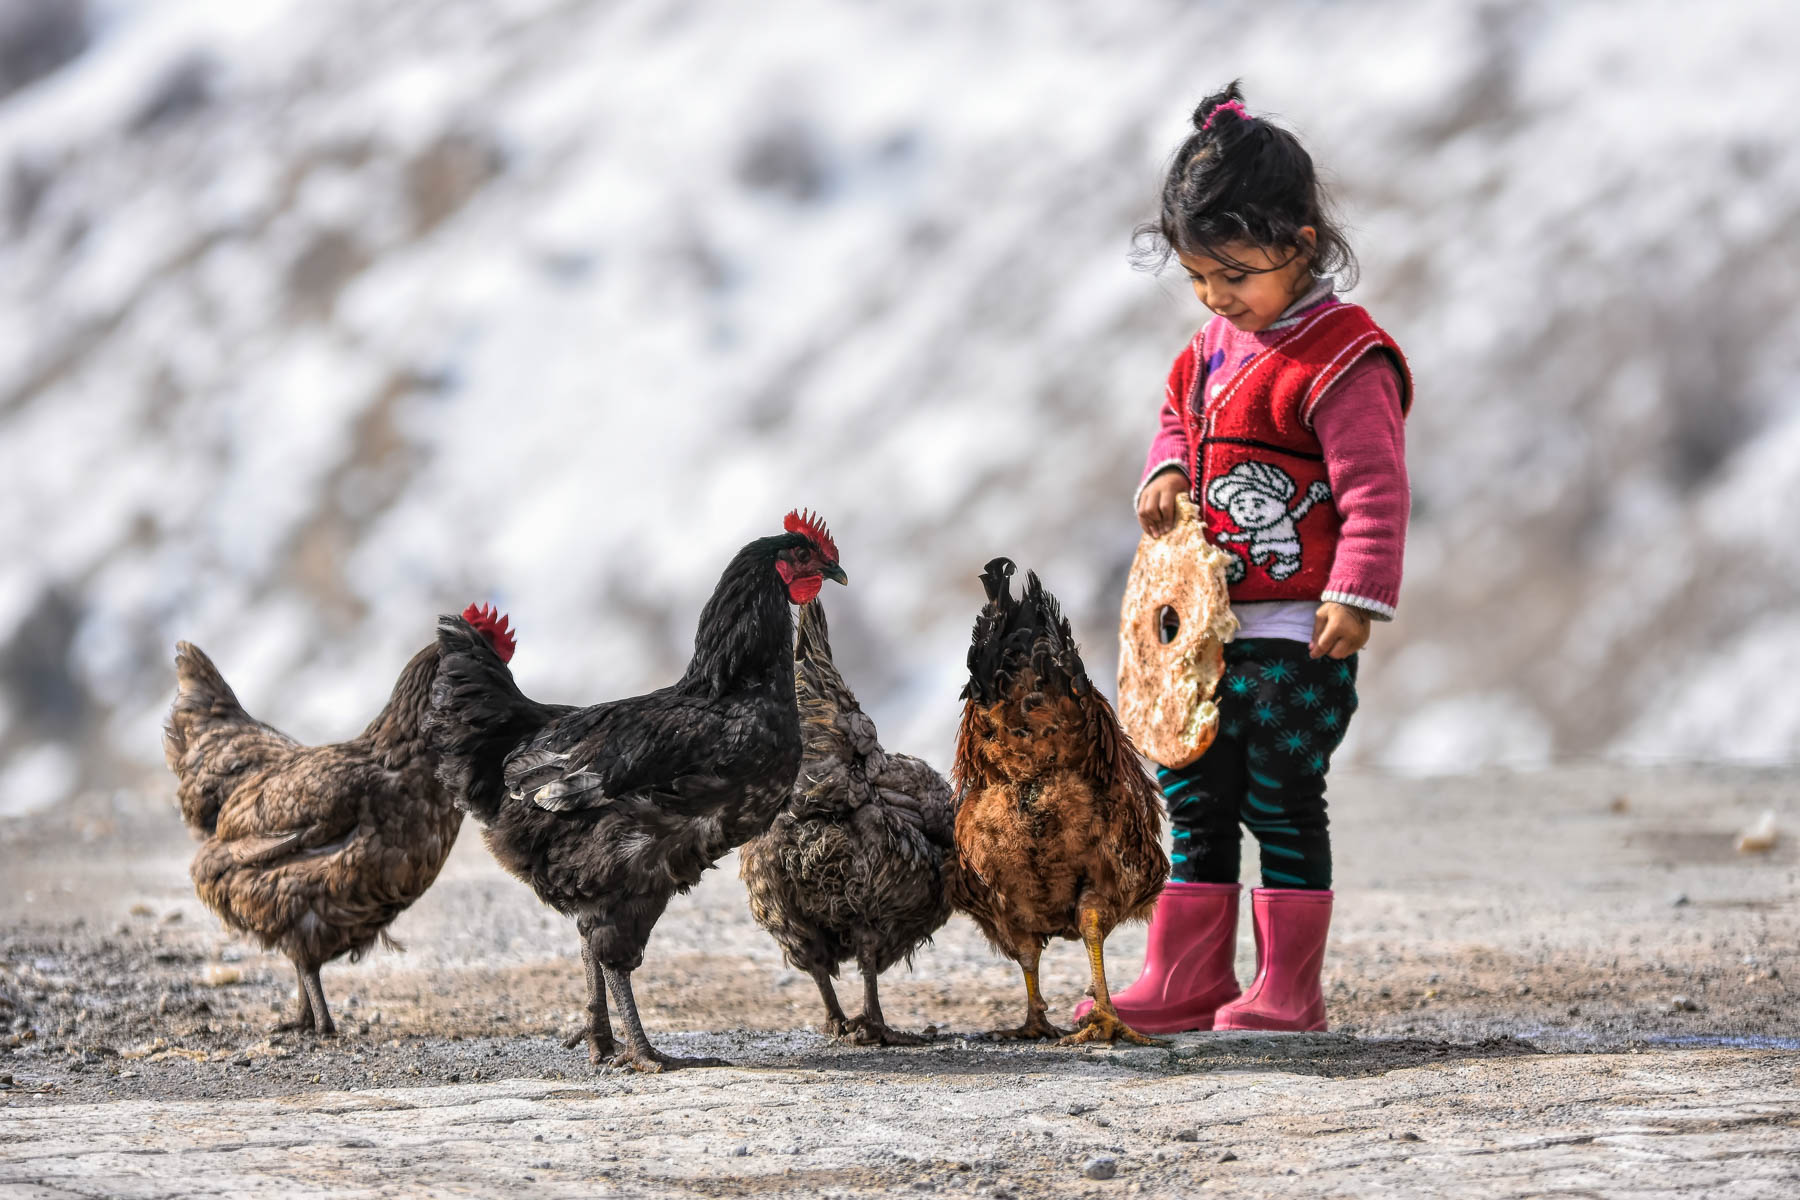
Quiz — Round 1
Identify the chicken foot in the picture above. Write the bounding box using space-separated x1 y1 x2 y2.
841 949 933 1046
563 937 617 1064
988 941 1067 1040
600 964 729 1073
1060 905 1161 1047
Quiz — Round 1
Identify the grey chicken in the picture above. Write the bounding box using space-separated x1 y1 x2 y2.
741 600 954 1045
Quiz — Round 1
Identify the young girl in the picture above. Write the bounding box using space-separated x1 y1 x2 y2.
1079 83 1411 1034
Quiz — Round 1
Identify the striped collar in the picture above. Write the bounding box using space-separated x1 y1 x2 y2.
1263 275 1337 332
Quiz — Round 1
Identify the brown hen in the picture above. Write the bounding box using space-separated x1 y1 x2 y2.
162 605 516 1034
948 558 1168 1045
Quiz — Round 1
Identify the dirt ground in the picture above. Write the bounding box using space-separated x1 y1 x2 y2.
3 764 1798 1197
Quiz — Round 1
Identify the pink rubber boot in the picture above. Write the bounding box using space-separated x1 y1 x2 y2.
1212 888 1332 1032
1070 881 1241 1033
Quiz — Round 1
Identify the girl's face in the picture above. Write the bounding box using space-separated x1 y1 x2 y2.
1177 230 1316 333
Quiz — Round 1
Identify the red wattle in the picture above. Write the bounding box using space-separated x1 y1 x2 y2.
788 575 823 604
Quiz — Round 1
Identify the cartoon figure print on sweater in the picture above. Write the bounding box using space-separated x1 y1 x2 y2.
1205 461 1331 584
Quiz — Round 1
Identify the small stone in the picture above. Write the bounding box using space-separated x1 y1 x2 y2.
1516 983 1532 996
162 911 183 924
1066 1102 1096 1116
1093 1116 1112 1127
1670 995 1699 1012
1172 1129 1200 1143
730 1144 750 1157
1081 1156 1118 1180
1671 893 1690 908
1609 795 1630 813
200 965 241 988
1217 1150 1238 1163
1396 1131 1421 1142
129 903 154 917
1736 811 1778 854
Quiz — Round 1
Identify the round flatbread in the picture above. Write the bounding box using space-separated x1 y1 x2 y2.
1117 495 1239 768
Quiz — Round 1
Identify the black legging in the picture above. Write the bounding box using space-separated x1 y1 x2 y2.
1158 639 1357 890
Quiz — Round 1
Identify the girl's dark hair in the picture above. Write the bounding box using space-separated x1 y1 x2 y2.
1135 81 1357 288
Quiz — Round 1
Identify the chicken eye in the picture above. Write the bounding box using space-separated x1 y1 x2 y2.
795 547 812 564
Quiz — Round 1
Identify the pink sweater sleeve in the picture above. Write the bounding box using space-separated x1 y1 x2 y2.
1311 352 1409 620
1135 342 1199 506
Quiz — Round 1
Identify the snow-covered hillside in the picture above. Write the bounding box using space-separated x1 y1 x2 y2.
2 0 1797 813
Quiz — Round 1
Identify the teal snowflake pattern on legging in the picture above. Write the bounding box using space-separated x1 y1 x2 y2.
1156 638 1357 889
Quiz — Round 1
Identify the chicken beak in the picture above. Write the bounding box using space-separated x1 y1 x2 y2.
823 562 849 586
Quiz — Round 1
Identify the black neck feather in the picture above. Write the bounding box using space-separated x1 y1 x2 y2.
678 534 804 697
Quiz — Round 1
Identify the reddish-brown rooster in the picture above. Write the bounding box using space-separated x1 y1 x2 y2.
948 558 1168 1045
163 605 516 1035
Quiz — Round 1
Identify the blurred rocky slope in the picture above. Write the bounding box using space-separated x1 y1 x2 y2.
1 0 1796 813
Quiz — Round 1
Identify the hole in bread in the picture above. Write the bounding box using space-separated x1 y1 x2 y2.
1158 605 1180 644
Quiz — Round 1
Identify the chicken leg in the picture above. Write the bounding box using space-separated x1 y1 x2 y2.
563 936 617 1064
1060 904 1160 1046
810 966 854 1038
601 964 728 1073
298 964 338 1036
988 940 1066 1040
272 958 317 1034
842 948 932 1046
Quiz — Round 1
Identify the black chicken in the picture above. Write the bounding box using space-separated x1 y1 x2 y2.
427 511 846 1072
740 600 954 1046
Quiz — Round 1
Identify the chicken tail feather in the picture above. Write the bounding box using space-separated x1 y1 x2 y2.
960 558 1089 706
164 641 256 834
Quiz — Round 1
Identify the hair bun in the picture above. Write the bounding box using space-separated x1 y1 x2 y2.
1191 80 1248 133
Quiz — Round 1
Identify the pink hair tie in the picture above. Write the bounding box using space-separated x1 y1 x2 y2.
1203 99 1250 131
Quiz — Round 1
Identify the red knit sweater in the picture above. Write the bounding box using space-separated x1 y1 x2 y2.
1139 292 1412 619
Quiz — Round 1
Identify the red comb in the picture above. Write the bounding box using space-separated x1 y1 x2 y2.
462 603 516 663
784 508 839 563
